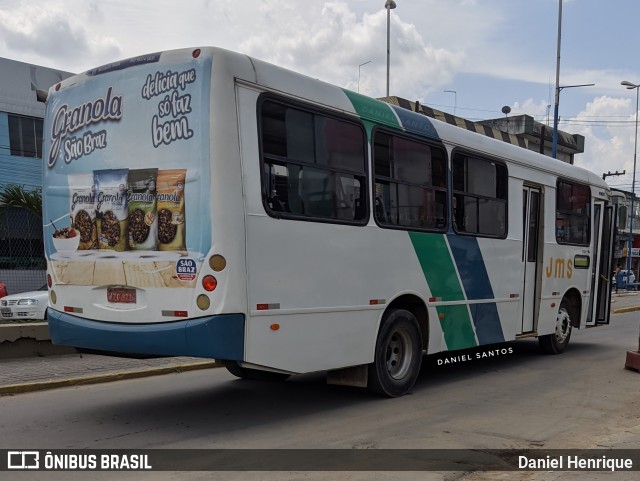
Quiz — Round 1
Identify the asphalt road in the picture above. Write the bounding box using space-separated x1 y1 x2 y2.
1 310 639 481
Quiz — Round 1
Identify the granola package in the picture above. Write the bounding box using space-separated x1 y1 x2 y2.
156 169 186 251
68 173 97 250
127 168 158 250
94 169 129 251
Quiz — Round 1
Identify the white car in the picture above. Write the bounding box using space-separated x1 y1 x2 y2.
0 285 48 321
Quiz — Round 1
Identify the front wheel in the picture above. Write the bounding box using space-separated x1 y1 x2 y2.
368 309 423 397
539 301 572 354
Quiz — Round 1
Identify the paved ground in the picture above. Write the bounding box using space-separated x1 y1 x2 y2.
0 291 638 396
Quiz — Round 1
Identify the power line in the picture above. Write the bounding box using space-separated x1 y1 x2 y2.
428 102 640 125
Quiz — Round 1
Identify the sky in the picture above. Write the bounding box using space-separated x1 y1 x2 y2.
1 0 639 192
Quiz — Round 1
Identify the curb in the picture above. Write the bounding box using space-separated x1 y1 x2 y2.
612 306 640 314
0 360 221 396
0 322 49 342
0 323 72 359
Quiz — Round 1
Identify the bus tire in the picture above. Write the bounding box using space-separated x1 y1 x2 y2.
224 361 290 381
539 300 572 354
368 309 422 397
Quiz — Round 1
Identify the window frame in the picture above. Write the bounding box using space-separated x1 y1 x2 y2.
372 126 448 233
257 94 369 226
555 178 591 246
8 114 44 159
451 149 509 239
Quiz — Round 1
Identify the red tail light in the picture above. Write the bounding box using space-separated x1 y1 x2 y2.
202 275 217 292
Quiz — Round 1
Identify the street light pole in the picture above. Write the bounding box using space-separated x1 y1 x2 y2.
385 0 396 97
444 90 457 116
622 80 639 280
550 83 594 160
358 60 371 93
551 0 563 159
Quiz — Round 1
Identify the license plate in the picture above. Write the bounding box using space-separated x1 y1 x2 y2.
107 287 137 304
1 307 10 314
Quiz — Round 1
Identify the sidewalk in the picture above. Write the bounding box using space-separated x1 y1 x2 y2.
0 291 638 396
610 288 640 313
0 353 220 395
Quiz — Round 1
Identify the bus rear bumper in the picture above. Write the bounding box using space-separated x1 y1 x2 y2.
47 309 245 360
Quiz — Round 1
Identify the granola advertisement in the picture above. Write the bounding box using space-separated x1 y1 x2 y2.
43 53 212 288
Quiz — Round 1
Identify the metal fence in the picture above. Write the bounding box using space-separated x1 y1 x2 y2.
0 207 46 294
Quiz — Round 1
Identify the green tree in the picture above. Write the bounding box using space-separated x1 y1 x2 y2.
0 184 42 219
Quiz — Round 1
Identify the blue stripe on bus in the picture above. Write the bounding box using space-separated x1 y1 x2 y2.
447 235 494 300
468 303 505 345
389 105 440 140
447 234 505 344
48 309 245 360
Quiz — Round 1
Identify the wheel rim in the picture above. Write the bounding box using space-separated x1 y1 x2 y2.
385 327 413 380
555 307 571 343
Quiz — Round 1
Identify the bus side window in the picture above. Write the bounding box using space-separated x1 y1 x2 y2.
260 98 367 223
555 179 590 245
373 130 447 231
452 152 507 237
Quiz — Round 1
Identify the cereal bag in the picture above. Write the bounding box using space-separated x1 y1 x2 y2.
94 169 129 251
68 172 97 250
156 169 186 251
128 168 158 250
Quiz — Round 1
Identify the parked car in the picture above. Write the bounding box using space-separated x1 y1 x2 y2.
0 285 48 320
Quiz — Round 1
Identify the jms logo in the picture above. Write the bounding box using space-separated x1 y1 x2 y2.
545 257 573 279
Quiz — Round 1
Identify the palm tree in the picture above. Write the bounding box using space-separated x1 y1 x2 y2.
0 184 42 219
0 184 45 272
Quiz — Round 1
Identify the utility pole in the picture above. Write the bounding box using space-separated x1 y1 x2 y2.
603 170 626 181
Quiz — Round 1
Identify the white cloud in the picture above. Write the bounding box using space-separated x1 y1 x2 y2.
238 1 464 98
570 96 636 188
0 1 120 71
512 99 551 118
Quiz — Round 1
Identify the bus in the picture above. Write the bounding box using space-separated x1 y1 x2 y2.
43 46 616 397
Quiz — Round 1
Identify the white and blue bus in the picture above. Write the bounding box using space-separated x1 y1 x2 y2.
43 47 616 397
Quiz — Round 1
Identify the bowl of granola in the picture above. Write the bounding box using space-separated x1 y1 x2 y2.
52 227 80 252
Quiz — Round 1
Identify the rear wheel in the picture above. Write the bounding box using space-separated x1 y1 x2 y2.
224 361 290 381
368 309 423 397
539 300 572 354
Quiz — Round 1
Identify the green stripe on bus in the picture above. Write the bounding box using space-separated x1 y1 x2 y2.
408 232 477 350
342 90 401 128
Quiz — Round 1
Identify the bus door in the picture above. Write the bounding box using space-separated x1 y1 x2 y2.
587 202 616 325
521 186 541 333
